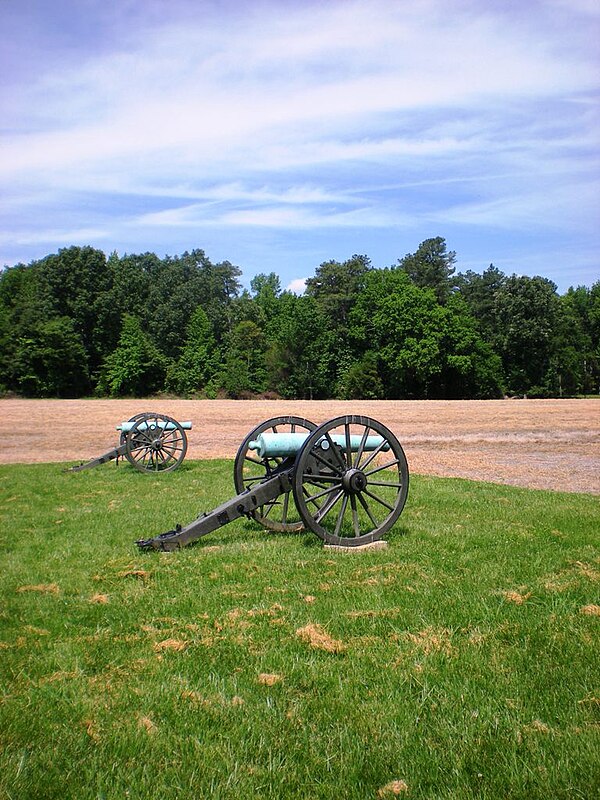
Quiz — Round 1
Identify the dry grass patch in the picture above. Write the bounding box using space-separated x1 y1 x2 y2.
518 719 554 741
580 604 600 616
39 670 80 684
23 625 49 636
137 715 157 735
572 560 600 581
16 583 59 594
245 603 284 617
526 719 551 734
466 628 486 646
296 623 345 653
544 560 600 592
181 690 211 705
502 590 532 605
89 593 109 604
257 673 283 686
83 718 100 743
153 638 187 652
346 608 403 619
378 779 409 797
402 627 455 657
119 569 150 581
578 695 600 707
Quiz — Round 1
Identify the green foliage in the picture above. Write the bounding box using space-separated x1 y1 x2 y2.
37 246 114 374
106 251 155 322
456 263 507 340
492 275 561 396
250 271 281 297
0 239 597 399
0 462 598 799
552 284 600 395
0 263 49 387
305 254 371 332
397 236 457 303
166 306 217 396
97 315 167 397
350 270 503 398
220 319 267 397
11 317 89 397
266 294 333 399
341 351 384 399
370 279 447 397
139 250 242 359
440 295 505 398
248 274 282 335
0 262 45 329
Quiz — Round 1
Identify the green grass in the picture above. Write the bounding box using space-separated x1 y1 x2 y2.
0 460 598 800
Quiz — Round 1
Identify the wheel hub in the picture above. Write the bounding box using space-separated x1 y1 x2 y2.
342 468 367 494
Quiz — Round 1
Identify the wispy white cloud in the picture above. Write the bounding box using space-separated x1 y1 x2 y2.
136 202 402 230
130 183 356 206
0 0 598 289
220 206 400 229
286 278 307 295
0 226 110 247
431 179 600 230
2 1 595 179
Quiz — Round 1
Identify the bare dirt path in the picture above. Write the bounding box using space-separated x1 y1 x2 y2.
1 398 598 494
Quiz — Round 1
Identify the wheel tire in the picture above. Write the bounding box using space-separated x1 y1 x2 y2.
125 413 188 473
234 415 317 532
292 415 409 546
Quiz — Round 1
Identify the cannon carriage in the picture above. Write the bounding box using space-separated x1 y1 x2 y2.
137 414 409 551
69 412 191 473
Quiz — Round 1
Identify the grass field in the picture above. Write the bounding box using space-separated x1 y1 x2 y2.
1 460 599 799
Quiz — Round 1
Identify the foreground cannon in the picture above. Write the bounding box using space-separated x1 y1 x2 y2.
69 412 191 473
136 414 409 550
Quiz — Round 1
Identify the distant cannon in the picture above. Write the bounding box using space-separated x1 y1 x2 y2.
69 412 191 473
136 414 409 550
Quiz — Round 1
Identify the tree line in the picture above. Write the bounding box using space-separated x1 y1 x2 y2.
0 238 598 399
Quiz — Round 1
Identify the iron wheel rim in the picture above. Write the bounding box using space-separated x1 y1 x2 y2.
125 413 188 473
292 415 409 546
234 415 317 532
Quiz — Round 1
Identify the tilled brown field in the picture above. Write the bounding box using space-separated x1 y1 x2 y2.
1 398 598 494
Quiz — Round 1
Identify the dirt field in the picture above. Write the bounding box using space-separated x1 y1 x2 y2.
1 398 598 494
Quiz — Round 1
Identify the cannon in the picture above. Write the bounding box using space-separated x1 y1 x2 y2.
136 414 409 550
69 412 191 473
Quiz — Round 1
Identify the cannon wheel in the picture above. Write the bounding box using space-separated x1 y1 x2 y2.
292 415 409 547
119 411 161 448
234 415 317 532
125 413 188 473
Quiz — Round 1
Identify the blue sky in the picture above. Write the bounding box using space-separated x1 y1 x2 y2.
1 0 598 293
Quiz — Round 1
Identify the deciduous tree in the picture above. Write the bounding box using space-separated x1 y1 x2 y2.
166 306 217 395
492 275 560 395
98 315 167 397
397 237 457 303
12 317 89 398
